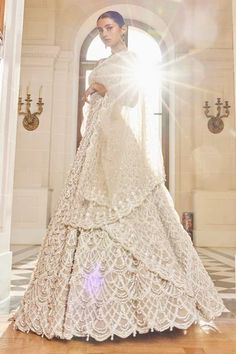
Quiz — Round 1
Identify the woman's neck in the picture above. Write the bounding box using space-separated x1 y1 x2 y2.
111 43 127 54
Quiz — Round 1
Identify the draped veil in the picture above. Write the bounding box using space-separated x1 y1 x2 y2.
66 50 166 228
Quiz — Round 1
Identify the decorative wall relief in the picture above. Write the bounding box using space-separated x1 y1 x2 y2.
18 86 44 131
203 98 230 134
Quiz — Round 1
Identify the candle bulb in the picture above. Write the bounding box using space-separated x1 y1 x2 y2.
26 86 29 95
39 85 43 98
19 86 22 97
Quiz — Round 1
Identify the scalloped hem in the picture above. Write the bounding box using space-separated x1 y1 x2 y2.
9 183 227 343
11 307 226 342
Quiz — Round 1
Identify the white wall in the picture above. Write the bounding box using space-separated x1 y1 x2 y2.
11 0 236 247
11 44 60 244
0 0 25 309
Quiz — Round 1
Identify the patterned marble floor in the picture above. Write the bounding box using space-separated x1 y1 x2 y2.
1 245 236 353
197 247 236 297
6 245 236 315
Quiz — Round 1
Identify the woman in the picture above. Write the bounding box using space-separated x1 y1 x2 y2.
11 11 226 342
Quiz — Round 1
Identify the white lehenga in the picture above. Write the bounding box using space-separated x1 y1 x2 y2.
11 50 226 341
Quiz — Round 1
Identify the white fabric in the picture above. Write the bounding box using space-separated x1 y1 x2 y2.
67 50 165 228
10 50 226 342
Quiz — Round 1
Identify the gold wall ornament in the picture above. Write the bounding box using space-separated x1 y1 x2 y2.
18 90 44 131
203 98 230 134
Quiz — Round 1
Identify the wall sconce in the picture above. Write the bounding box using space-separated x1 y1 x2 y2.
18 86 44 131
203 98 230 134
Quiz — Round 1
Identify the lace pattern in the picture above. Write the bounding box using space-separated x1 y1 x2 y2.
11 183 226 341
10 51 226 341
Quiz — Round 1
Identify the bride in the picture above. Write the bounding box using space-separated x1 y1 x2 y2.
11 10 226 342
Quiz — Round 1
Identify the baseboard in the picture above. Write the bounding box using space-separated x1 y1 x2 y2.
193 230 236 247
11 228 47 244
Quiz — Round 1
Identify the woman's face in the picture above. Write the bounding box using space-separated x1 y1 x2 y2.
97 17 126 49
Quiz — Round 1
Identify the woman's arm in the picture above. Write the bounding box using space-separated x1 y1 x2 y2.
81 58 108 104
92 82 107 97
82 81 107 104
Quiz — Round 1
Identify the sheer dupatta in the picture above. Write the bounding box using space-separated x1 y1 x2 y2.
66 50 165 228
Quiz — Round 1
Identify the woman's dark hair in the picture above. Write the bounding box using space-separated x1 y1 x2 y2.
97 11 125 28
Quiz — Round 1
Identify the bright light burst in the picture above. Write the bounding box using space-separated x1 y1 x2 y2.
84 14 222 149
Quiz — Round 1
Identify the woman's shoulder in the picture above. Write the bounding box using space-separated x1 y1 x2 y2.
120 50 139 63
95 58 107 67
117 49 137 59
121 50 139 65
100 50 137 61
95 50 138 69
126 49 137 56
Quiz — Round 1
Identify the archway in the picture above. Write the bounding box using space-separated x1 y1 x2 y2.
77 19 170 187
